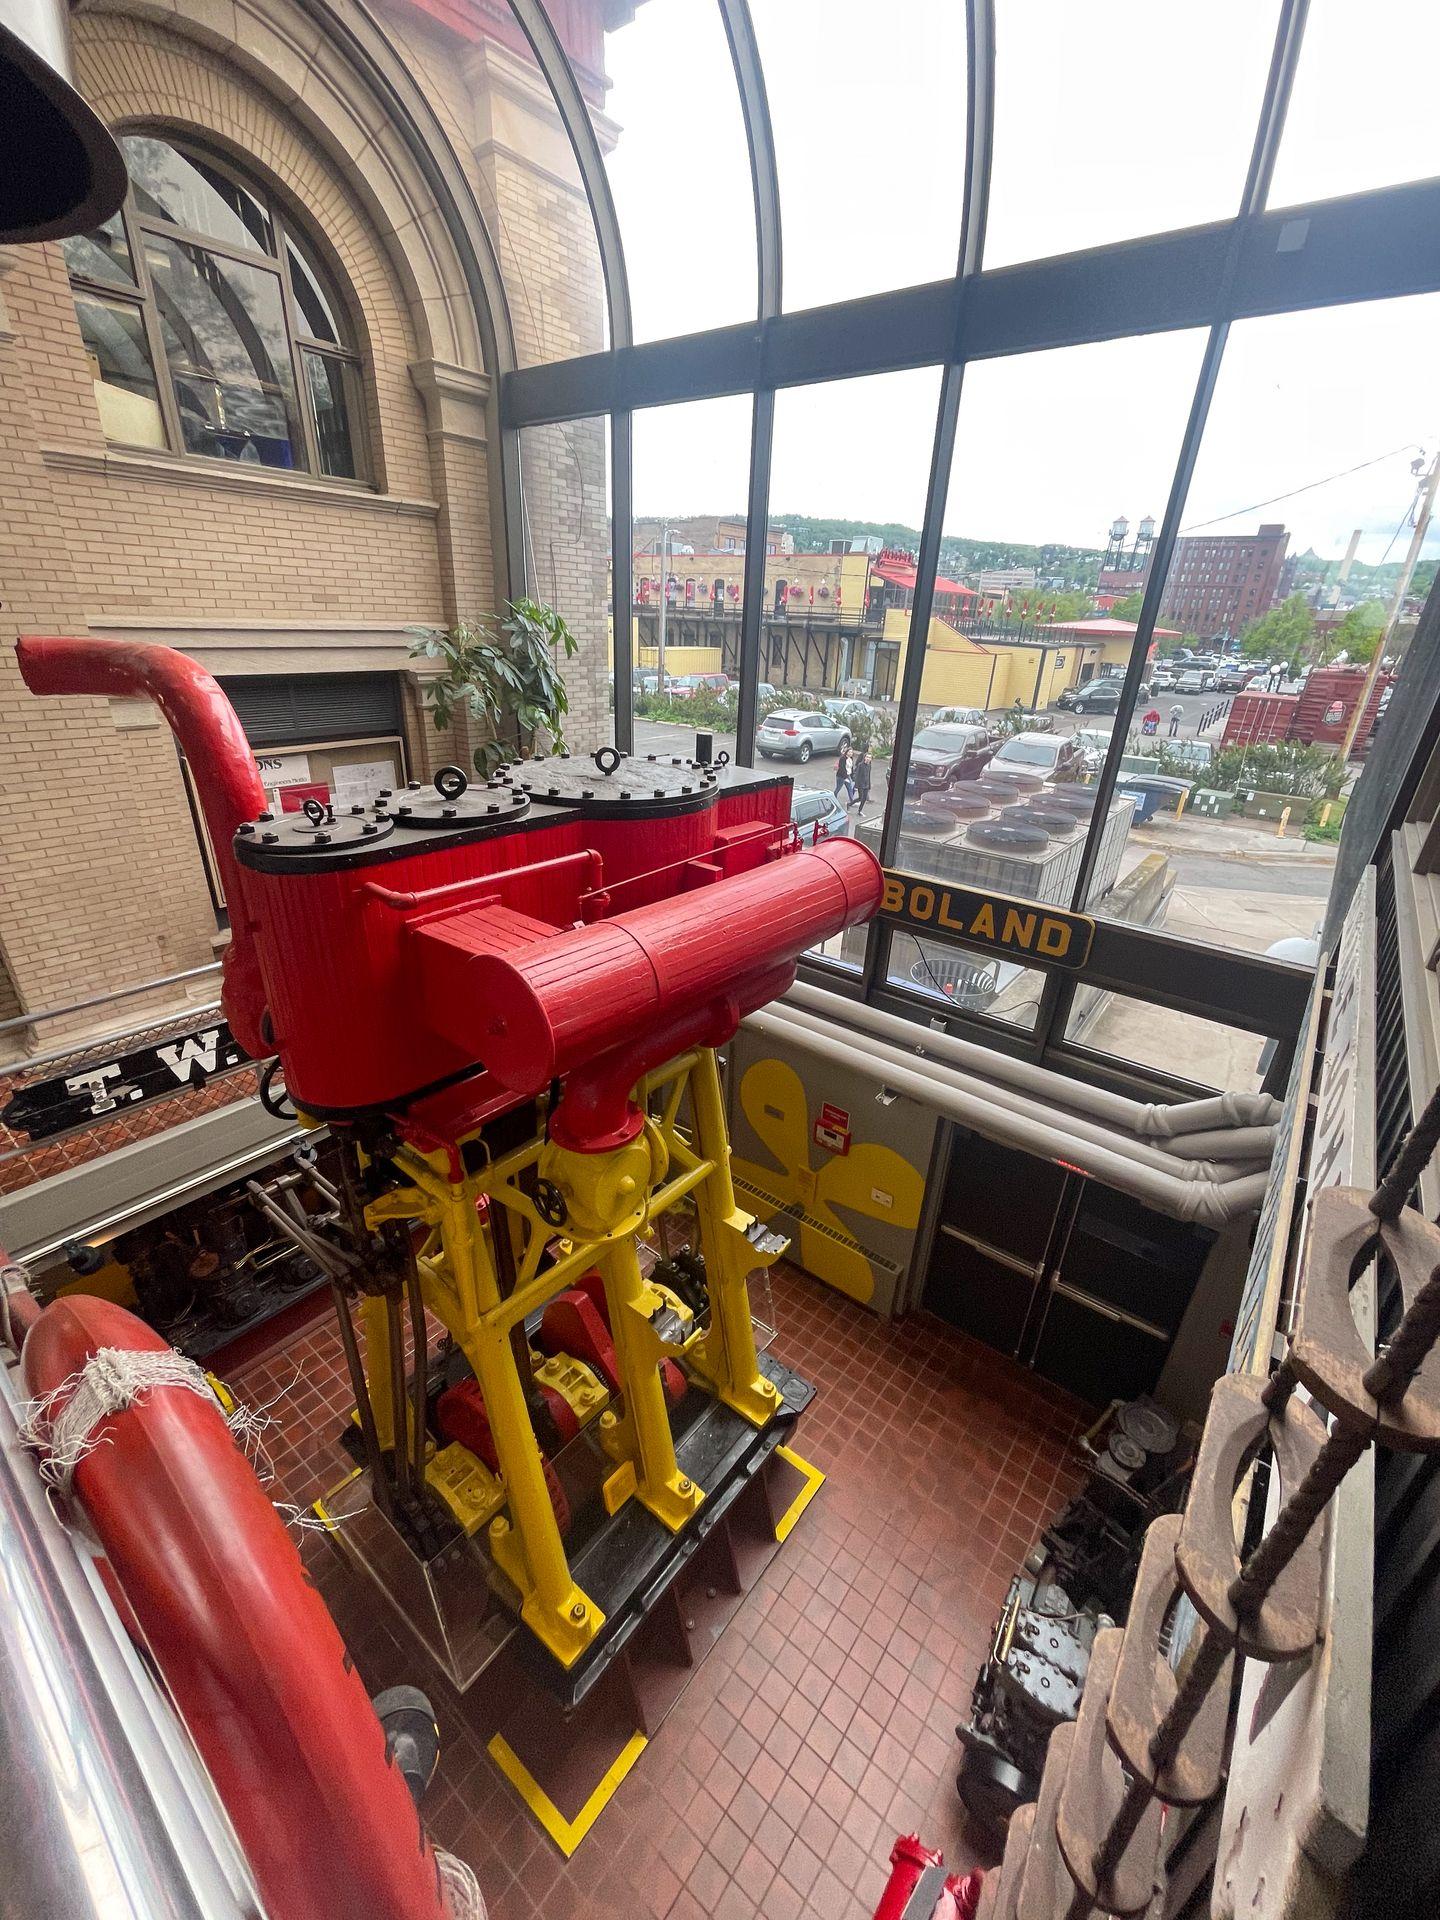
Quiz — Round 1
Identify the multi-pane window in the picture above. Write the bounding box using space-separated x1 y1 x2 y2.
62 134 365 480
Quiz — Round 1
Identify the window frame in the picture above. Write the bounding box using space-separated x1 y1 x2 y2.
498 0 1425 1092
65 129 370 485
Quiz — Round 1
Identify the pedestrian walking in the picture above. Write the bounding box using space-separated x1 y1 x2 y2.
834 744 856 805
1168 703 1183 738
852 744 873 815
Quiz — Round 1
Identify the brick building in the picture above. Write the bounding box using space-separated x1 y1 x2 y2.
0 0 615 1050
1158 522 1289 640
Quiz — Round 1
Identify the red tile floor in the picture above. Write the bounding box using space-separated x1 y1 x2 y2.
227 1265 1088 1920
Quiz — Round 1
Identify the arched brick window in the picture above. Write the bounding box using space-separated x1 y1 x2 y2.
62 131 367 480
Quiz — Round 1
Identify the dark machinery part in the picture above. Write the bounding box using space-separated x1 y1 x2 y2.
1045 1394 1192 1617
955 1398 1193 1834
957 1573 1098 1829
93 1149 345 1355
651 1248 710 1321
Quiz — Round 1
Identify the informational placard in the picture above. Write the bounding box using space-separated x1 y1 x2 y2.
254 752 311 803
331 756 399 808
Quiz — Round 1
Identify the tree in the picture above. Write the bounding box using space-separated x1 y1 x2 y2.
1109 591 1145 624
1044 588 1096 622
1329 599 1387 665
1240 594 1314 674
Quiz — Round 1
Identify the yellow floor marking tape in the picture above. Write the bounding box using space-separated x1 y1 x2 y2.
773 1444 825 1542
487 1728 648 1857
312 1464 362 1532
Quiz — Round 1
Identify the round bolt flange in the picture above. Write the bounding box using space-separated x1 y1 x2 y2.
678 1478 692 1495
570 1601 587 1622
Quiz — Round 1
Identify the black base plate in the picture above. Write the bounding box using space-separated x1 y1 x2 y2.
516 1348 814 1708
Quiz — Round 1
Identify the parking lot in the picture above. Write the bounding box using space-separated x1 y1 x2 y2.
632 687 1237 824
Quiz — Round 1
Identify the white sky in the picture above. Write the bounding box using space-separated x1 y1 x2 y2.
599 0 1440 564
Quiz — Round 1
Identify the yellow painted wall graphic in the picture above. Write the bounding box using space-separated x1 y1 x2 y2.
731 1058 925 1305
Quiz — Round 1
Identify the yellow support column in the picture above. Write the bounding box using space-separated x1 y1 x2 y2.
597 1237 704 1533
360 1294 394 1452
440 1183 604 1669
686 1048 782 1428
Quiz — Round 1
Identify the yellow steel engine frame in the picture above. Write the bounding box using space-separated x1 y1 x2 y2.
354 1046 785 1668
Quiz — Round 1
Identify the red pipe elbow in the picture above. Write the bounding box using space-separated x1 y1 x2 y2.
16 637 269 1055
22 1296 451 1920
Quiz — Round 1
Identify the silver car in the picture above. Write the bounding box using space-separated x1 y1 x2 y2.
757 707 851 763
790 786 851 844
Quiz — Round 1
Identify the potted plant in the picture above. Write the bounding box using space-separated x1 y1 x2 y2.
409 598 579 780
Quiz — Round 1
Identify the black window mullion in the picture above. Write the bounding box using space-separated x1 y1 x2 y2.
130 211 275 274
269 208 320 476
121 198 187 458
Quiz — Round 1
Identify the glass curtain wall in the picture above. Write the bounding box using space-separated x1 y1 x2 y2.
499 0 1440 1093
518 420 614 748
763 370 942 970
893 332 1207 1030
631 395 753 702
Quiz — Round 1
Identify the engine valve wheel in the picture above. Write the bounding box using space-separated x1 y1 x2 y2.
533 1178 568 1227
957 1750 1035 1832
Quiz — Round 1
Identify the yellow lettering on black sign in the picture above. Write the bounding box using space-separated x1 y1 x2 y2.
878 870 1094 971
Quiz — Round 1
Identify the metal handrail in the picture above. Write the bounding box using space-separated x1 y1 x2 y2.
0 962 222 1037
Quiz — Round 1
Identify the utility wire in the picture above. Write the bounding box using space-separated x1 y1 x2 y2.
1180 441 1427 533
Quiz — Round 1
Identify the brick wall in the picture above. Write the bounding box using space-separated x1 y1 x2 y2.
1 0 613 1055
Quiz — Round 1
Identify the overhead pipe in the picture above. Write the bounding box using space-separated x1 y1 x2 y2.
16 637 269 1056
744 1009 1270 1227
1158 1126 1280 1163
21 1295 457 1920
764 1002 1274 1188
0 1368 258 1920
783 980 1281 1138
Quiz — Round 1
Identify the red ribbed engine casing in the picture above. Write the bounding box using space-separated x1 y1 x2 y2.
17 636 883 1126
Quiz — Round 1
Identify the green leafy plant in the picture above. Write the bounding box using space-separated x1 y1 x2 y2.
1209 740 1344 800
410 599 578 780
1302 817 1343 843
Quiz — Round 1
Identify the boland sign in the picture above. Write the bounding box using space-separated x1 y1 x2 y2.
878 870 1095 969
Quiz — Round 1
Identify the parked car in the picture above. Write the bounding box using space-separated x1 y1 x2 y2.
1176 668 1213 693
756 707 851 762
1214 663 1250 692
823 696 877 728
668 672 730 699
930 704 988 730
757 683 777 702
790 786 851 844
1149 665 1177 692
904 723 996 795
638 672 680 696
1071 725 1112 772
1056 677 1150 714
988 731 1083 782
